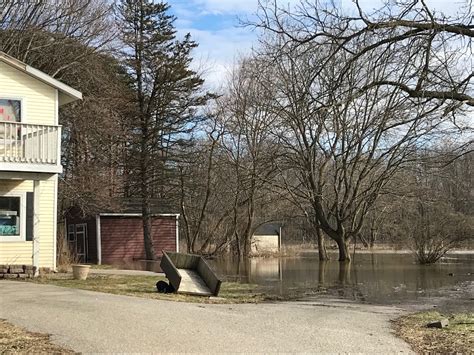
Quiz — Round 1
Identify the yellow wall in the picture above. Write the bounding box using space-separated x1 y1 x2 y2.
251 235 280 254
0 61 57 125
0 176 57 268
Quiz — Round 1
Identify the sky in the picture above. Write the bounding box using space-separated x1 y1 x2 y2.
168 0 470 90
169 0 273 90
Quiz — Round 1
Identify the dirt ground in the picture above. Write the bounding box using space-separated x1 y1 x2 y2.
394 311 474 354
392 280 474 354
0 319 73 354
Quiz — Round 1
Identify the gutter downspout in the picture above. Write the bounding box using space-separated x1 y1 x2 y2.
279 225 282 251
96 214 101 265
32 180 40 276
175 215 179 252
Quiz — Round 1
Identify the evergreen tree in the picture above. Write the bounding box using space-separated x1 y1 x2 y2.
118 0 211 259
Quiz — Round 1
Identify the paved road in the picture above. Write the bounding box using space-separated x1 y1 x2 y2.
0 281 413 353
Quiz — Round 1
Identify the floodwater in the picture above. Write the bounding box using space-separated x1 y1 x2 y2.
111 252 473 304
210 252 474 304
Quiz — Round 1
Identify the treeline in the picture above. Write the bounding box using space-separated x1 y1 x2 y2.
0 0 472 263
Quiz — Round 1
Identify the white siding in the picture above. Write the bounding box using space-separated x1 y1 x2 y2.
0 177 56 268
0 61 57 125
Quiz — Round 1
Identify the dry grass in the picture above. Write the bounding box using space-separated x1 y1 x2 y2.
394 311 474 354
21 273 279 304
56 230 79 273
0 319 74 354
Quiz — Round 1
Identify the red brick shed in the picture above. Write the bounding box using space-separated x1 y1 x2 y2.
65 209 179 264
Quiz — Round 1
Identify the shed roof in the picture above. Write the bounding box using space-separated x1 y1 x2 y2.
253 223 281 236
65 197 179 220
0 51 82 106
107 197 179 215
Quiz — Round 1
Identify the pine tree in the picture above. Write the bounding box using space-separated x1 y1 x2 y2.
118 0 211 259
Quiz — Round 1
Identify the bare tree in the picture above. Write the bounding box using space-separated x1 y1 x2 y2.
178 58 289 257
254 0 473 107
218 58 281 257
257 37 464 260
59 51 132 216
0 0 115 77
385 149 474 262
178 120 227 254
245 0 473 261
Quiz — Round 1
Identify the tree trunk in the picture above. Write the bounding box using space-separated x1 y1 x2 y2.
316 226 329 261
141 154 156 260
369 229 376 249
338 260 351 284
142 197 157 260
242 204 254 257
318 260 327 286
336 237 351 262
358 233 369 248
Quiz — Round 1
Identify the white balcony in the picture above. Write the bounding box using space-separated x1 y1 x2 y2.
0 122 62 174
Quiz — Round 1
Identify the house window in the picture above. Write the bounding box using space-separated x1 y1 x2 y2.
68 224 75 242
0 196 21 236
0 99 21 122
67 224 88 262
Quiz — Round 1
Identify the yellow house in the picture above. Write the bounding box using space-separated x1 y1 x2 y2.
0 52 82 272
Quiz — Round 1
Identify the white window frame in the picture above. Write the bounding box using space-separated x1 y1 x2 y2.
75 223 88 261
68 224 76 242
0 191 27 242
0 97 25 123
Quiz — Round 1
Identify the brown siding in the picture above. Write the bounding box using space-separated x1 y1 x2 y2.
65 208 97 263
86 219 97 263
100 216 176 264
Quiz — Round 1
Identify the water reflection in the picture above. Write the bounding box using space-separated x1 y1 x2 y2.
210 253 474 304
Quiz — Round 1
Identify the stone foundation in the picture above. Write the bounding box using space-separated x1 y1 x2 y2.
0 264 36 278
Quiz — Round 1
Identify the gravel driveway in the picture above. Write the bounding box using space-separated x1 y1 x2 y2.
0 281 413 353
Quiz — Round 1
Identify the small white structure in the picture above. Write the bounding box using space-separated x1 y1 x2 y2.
251 223 281 254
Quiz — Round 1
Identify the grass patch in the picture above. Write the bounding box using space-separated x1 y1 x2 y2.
21 273 277 304
394 311 474 354
0 319 74 354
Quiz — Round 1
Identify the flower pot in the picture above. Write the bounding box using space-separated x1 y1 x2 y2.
72 264 91 280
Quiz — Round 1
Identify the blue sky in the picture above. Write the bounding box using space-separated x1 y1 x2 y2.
168 0 468 90
169 0 266 89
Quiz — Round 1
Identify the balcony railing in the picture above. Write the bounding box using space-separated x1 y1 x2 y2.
0 122 61 167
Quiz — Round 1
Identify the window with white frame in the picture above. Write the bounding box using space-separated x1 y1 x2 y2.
0 99 21 122
0 192 30 241
68 224 75 242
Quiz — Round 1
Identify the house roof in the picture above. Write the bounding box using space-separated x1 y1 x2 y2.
0 51 82 106
254 223 281 236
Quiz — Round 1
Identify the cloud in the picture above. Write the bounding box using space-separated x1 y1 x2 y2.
171 0 472 90
176 26 255 90
187 0 301 15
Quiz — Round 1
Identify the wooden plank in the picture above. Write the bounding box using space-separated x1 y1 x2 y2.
176 268 213 296
161 251 222 296
165 251 199 269
160 252 182 291
197 258 222 296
